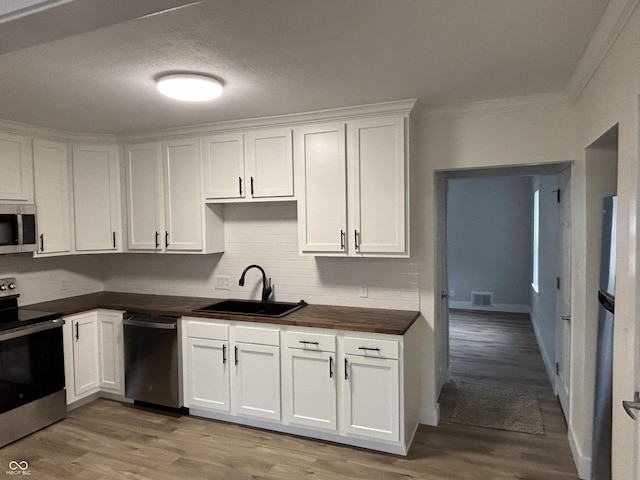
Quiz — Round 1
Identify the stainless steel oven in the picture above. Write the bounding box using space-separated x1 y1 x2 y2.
0 205 37 254
0 278 65 447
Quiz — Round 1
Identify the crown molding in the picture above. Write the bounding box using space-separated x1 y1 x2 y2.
420 92 570 121
565 0 639 104
116 99 418 144
0 118 117 143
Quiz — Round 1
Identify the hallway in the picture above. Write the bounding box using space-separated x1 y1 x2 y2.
430 310 578 479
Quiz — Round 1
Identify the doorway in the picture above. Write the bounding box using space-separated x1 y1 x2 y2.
435 163 573 430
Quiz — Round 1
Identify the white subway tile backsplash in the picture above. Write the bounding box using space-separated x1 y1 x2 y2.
103 202 420 310
0 254 104 305
0 202 419 310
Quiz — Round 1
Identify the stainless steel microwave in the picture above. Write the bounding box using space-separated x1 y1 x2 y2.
0 205 37 254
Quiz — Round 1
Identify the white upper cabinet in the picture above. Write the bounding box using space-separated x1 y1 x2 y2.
202 133 245 199
72 144 121 252
125 143 163 251
33 139 71 255
125 139 223 254
163 139 204 251
296 115 408 257
203 127 293 202
349 116 406 254
0 132 34 203
245 128 293 198
295 123 347 254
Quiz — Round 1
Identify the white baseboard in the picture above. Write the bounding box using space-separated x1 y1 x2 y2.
419 404 440 426
531 317 557 394
569 423 591 479
448 300 530 314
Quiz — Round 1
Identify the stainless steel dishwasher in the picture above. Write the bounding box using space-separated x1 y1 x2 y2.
123 313 182 409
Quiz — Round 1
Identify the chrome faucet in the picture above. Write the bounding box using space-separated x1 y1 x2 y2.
238 264 272 302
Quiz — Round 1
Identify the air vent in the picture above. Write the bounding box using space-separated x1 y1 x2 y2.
471 291 493 307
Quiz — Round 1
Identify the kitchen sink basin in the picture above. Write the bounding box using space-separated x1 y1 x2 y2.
193 299 307 318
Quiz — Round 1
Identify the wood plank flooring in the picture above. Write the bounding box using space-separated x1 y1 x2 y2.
0 310 578 479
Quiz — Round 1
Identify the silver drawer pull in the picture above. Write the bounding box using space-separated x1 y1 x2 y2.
299 340 319 346
358 347 380 352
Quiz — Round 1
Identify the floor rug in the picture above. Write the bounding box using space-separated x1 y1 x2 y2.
450 382 545 435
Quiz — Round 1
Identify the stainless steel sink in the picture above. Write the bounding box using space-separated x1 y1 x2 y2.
193 299 307 318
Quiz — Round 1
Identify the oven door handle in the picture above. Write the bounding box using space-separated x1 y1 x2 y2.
0 318 64 342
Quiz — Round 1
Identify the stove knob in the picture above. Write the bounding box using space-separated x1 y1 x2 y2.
0 284 6 291
7 283 15 290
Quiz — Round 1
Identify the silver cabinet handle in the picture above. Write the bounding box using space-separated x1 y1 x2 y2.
623 392 640 420
299 340 319 346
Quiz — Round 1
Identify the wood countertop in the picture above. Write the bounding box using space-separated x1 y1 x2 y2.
25 292 420 335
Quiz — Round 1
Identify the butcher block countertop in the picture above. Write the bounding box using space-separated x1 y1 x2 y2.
26 292 420 335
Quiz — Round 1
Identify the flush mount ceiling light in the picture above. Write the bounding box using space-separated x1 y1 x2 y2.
156 73 223 101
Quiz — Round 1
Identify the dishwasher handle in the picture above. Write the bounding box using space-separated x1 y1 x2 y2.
123 316 177 330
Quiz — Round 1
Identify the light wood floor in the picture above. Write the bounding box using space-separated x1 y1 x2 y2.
0 311 578 479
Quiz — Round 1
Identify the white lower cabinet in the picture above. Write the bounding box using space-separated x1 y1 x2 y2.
183 320 230 412
63 310 125 405
343 355 399 442
283 331 337 431
181 317 420 455
97 310 125 394
232 341 281 421
183 321 281 421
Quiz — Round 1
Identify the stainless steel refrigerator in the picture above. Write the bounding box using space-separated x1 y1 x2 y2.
592 195 617 480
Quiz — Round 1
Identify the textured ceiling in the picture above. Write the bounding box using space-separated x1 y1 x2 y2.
0 0 610 134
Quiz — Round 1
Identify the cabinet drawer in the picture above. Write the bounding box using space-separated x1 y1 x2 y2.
186 321 229 341
343 337 399 359
233 326 280 346
284 331 336 352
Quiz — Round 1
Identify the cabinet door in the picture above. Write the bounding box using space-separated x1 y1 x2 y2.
73 314 100 397
163 139 203 251
72 145 120 251
295 124 347 254
202 133 245 199
231 342 281 421
33 139 71 254
245 128 293 198
185 338 230 412
343 354 399 441
349 116 406 254
97 311 124 394
125 143 163 250
0 132 33 202
283 348 337 431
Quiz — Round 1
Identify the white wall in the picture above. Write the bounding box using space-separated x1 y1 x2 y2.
530 174 559 386
415 100 578 427
418 2 640 477
571 4 639 475
0 254 104 305
447 175 532 313
103 202 420 311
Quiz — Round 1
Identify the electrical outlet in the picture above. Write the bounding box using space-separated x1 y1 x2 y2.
214 275 230 290
359 284 368 298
